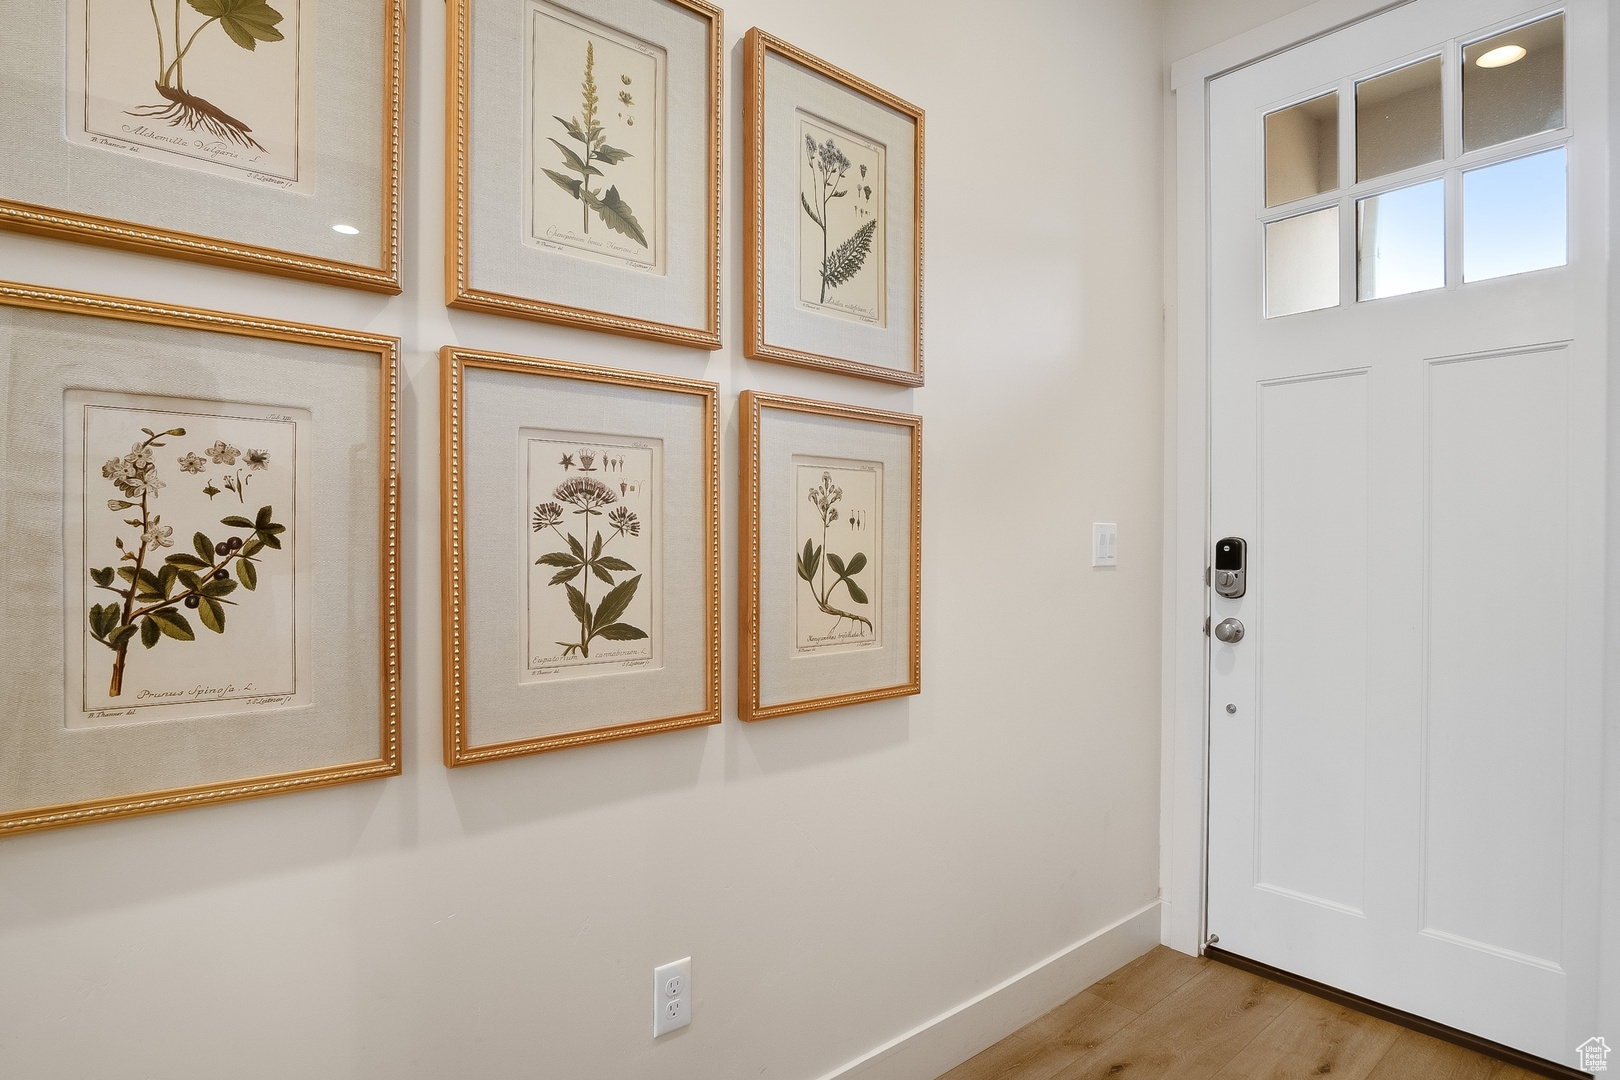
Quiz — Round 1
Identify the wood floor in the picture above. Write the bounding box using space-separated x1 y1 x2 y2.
936 947 1549 1080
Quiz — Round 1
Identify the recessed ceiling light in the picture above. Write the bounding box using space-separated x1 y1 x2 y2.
1476 44 1527 68
331 224 360 235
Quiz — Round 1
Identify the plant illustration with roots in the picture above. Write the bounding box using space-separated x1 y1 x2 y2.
801 134 877 304
542 41 648 248
797 471 872 636
533 477 647 659
130 0 286 151
87 426 286 697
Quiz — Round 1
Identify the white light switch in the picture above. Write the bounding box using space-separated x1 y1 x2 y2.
1092 523 1118 567
653 957 692 1037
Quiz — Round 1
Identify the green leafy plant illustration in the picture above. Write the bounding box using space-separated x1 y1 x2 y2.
542 42 648 247
796 472 872 636
533 477 647 659
128 0 286 152
802 134 877 304
88 426 286 697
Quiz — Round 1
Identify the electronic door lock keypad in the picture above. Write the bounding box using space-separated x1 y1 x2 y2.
1213 536 1246 599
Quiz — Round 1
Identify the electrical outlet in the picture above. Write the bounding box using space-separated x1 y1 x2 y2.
652 957 691 1037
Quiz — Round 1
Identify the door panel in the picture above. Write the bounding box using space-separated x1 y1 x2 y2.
1256 372 1369 913
1423 347 1568 967
1205 0 1605 1062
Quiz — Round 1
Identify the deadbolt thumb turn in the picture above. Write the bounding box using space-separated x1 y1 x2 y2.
1214 618 1245 644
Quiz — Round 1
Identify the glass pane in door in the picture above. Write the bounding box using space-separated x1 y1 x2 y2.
1356 56 1443 182
1463 14 1564 153
1357 179 1445 300
1266 206 1340 317
1266 93 1339 207
1463 148 1567 282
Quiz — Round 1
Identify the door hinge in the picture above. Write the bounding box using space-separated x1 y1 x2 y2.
1203 617 1211 637
1205 565 1211 587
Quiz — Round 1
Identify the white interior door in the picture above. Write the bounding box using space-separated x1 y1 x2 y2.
1205 0 1608 1062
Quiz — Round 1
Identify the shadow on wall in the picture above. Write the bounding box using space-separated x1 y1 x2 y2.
0 779 390 932
447 695 913 839
726 697 912 780
444 724 711 836
0 669 910 934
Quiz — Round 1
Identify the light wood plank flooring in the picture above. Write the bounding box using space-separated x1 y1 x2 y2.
937 947 1547 1080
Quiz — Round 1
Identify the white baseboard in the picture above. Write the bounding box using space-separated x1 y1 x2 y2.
814 900 1163 1080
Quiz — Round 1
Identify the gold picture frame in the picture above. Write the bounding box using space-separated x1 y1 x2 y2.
447 0 723 348
441 347 720 764
0 282 401 837
0 1 405 292
743 29 924 386
739 391 921 721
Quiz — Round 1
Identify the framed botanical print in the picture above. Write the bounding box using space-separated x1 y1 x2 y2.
0 1 405 291
441 347 720 764
743 29 924 386
0 282 401 836
739 391 920 721
448 0 723 348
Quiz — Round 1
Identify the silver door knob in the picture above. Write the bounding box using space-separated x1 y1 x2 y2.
1213 618 1245 643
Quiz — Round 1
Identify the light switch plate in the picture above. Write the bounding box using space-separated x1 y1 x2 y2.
653 957 692 1036
1092 523 1118 567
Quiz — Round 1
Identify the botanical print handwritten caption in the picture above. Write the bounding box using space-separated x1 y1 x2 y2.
65 392 311 728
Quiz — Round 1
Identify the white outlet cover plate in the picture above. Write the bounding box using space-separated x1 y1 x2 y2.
653 957 692 1037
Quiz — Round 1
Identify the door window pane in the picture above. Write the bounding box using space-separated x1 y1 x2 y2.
1266 93 1339 207
1463 14 1564 153
1463 148 1566 283
1356 57 1443 182
1358 179 1445 301
1266 206 1340 318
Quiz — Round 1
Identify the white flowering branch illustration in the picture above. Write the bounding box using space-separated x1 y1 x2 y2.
801 135 877 303
87 426 286 697
190 440 270 501
542 41 648 247
533 477 647 659
129 0 286 151
183 439 269 501
796 472 872 635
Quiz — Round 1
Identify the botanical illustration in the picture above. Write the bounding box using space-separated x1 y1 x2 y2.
66 394 307 727
130 0 286 151
68 0 307 187
794 461 882 652
797 113 885 326
527 1 664 272
523 433 659 681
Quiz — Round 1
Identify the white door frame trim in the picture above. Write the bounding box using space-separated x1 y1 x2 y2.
1160 0 1415 960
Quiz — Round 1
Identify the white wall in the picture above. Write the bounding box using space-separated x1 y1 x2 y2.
0 1 1167 1077
1163 0 1326 63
